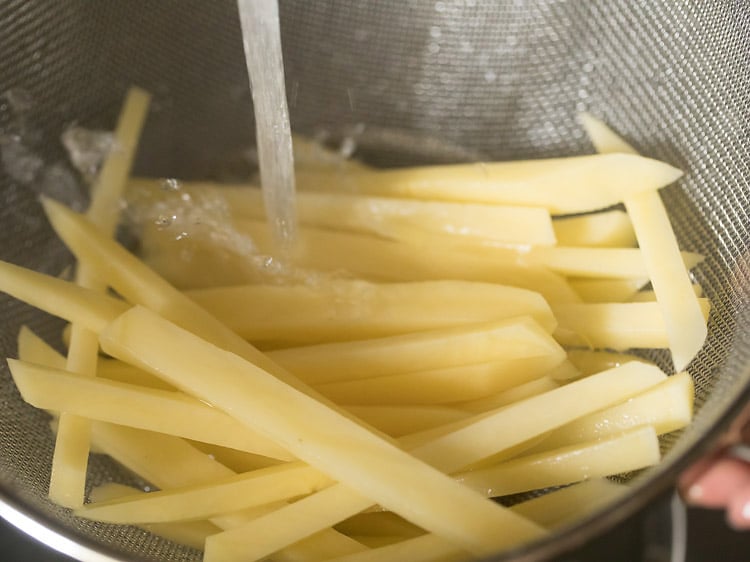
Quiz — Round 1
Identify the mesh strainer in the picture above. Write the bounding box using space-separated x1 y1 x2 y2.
0 1 748 561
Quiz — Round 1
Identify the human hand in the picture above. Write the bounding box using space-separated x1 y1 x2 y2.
679 401 750 530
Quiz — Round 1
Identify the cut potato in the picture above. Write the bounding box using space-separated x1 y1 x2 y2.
553 300 710 349
453 376 560 414
268 317 563 385
580 113 708 371
100 305 545 557
552 210 636 247
294 153 683 213
186 279 556 344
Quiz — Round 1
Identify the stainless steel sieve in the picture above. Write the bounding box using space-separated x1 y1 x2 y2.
0 1 748 561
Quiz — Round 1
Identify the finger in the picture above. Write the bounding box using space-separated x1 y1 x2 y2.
726 481 750 530
681 456 750 508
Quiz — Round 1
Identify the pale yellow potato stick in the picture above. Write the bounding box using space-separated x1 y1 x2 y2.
96 358 175 390
629 283 703 302
88 423 366 560
344 406 470 437
186 279 557 344
525 247 703 279
578 113 638 154
9 360 294 460
509 478 628 529
553 300 710 349
580 113 708 371
552 210 636 247
268 316 563 385
0 260 127 332
100 306 546 557
293 153 683 213
453 376 560 414
89 483 220 550
569 278 648 303
530 372 693 452
232 219 580 304
17 326 66 369
320 533 466 562
51 87 151 507
315 353 564 406
77 463 333 524
202 362 663 560
455 426 660 497
131 181 556 247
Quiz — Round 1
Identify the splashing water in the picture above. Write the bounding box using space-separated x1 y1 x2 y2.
237 0 297 250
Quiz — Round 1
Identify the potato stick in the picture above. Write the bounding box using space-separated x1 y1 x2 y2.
204 362 662 559
344 406 470 437
544 360 581 381
96 358 176 390
321 533 466 562
552 210 636 248
268 317 563 385
509 478 628 529
89 423 364 560
581 114 708 371
0 259 128 332
530 372 693 453
293 153 683 213
408 361 665 471
578 113 638 154
9 360 294 461
569 278 648 303
132 181 557 247
629 283 703 302
453 376 560 414
566 349 645 376
234 219 580 304
17 326 66 369
90 483 220 550
455 426 660 498
315 354 565 406
552 300 710 349
101 306 545 557
525 247 703 279
186 279 557 344
77 462 334 524
41 198 372 430
51 87 150 506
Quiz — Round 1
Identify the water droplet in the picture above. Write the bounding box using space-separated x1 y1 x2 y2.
154 214 175 229
435 1 446 12
161 177 180 191
175 231 189 241
430 26 442 39
582 62 595 73
427 42 440 55
263 256 274 268
484 70 497 83
340 136 357 158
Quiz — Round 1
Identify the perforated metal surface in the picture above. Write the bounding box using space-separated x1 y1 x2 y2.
0 2 748 561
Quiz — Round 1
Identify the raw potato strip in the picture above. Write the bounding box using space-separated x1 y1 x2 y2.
186 279 557 344
630 283 703 302
88 423 365 560
130 181 556 247
204 362 665 559
89 483 220 550
510 478 628 529
323 534 466 562
50 87 151 507
453 376 560 414
315 354 565 406
455 426 660 497
77 463 333 524
569 278 648 303
552 210 636 247
344 406 470 437
268 317 563 385
524 247 703 279
552 300 710 349
100 306 546 558
8 360 293 460
531 372 694 452
0 260 127 332
18 326 66 369
580 113 708 371
294 153 683 213
229 219 581 304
